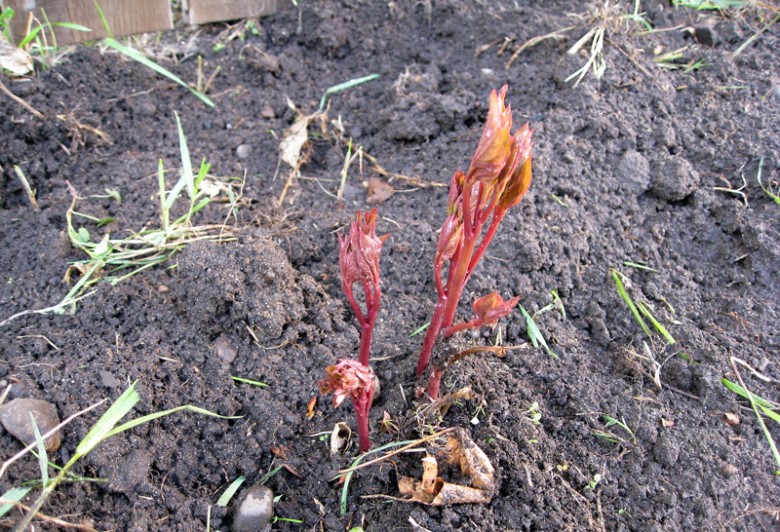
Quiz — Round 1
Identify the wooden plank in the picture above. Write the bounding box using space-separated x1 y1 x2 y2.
184 0 285 26
3 0 173 45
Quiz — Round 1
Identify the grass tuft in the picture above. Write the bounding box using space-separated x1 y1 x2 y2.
7 381 240 529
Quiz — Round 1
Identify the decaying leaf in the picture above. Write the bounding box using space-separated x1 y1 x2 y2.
0 34 33 76
398 428 495 505
330 422 352 455
419 386 475 418
306 395 317 420
280 113 316 169
365 177 395 204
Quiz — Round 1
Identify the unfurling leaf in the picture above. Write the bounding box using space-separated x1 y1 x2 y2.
338 209 386 287
469 86 513 184
471 292 521 328
319 359 376 409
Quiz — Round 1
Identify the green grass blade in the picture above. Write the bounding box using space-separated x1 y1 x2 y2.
29 414 49 486
672 0 750 9
611 270 652 337
92 0 113 37
158 159 168 232
637 302 676 344
231 376 268 388
52 22 92 32
75 381 139 458
338 439 418 516
106 405 242 438
18 25 44 49
622 260 658 272
519 305 559 359
756 156 780 205
103 38 214 108
410 322 430 337
0 486 31 517
195 159 210 190
258 465 283 485
319 73 380 112
216 475 245 507
722 378 780 424
165 172 188 212
723 376 780 474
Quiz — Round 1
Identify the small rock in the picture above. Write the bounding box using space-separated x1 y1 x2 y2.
232 485 274 531
261 103 275 119
214 336 238 365
720 463 738 477
236 144 252 159
0 398 62 452
723 412 740 426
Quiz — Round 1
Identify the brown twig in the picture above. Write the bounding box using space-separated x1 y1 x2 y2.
0 80 44 119
337 428 455 475
0 498 97 531
505 26 575 68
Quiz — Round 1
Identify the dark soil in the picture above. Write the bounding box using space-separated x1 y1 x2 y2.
2 1 780 530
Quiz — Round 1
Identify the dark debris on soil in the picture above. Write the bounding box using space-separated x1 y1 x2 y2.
1 1 780 530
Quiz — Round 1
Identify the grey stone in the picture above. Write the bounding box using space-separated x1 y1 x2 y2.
233 485 274 531
236 144 252 159
720 463 738 477
0 398 61 452
214 336 238 365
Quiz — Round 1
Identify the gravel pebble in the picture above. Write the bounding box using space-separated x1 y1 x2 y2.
214 336 238 365
0 398 62 452
720 464 738 477
232 485 274 531
236 144 252 159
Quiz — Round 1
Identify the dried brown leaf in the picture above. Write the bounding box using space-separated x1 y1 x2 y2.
365 177 395 204
397 428 495 506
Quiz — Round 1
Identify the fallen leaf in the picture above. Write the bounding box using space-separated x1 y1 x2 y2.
330 422 351 455
420 455 438 495
281 463 302 479
398 428 495 505
280 113 316 169
270 445 288 459
0 34 33 76
365 177 395 204
306 396 317 420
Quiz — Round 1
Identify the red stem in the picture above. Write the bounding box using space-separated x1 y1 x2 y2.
352 389 373 452
342 281 366 326
440 232 480 329
416 299 447 377
442 319 478 337
357 280 380 366
466 209 505 282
